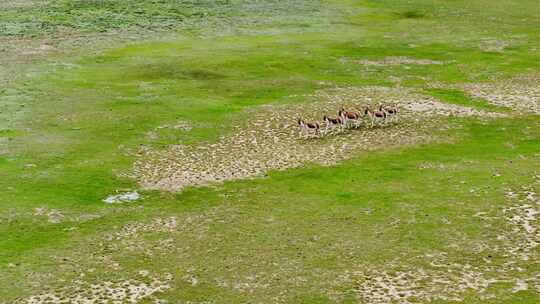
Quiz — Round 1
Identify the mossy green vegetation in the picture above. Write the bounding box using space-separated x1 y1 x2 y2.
0 0 539 302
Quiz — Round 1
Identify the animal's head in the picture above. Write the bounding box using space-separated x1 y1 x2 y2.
298 118 303 125
323 115 328 120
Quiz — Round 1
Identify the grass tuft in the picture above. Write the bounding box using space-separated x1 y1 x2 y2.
397 10 426 19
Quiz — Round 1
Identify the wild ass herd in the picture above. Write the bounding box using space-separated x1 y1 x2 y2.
298 104 399 137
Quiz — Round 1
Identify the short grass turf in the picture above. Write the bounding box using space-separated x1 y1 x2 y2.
0 0 539 302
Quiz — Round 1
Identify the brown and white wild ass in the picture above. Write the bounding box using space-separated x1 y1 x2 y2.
364 106 387 127
323 115 344 132
338 107 362 128
298 118 320 137
379 104 399 122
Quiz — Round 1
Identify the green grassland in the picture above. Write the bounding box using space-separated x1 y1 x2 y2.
0 0 539 303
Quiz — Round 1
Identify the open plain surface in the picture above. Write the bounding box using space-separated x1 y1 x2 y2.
1 1 539 303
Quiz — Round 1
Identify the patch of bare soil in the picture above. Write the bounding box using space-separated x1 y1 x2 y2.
146 120 193 140
456 73 540 114
478 38 516 53
0 32 159 87
0 207 104 226
133 86 501 192
15 178 538 303
0 0 48 9
16 272 172 304
344 56 445 66
502 185 539 261
33 207 64 224
13 206 231 303
327 177 540 303
102 206 234 258
330 263 498 303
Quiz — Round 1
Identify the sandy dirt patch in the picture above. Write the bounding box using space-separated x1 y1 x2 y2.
12 207 235 303
0 207 102 225
327 178 540 303
331 263 499 304
0 0 49 9
14 179 538 304
133 86 501 192
17 272 172 304
478 38 516 53
503 186 539 261
344 56 445 66
102 206 235 257
33 207 64 224
456 74 540 114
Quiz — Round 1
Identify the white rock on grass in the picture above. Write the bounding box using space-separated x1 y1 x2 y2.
103 191 141 204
